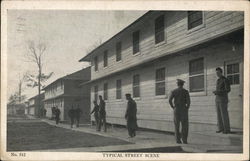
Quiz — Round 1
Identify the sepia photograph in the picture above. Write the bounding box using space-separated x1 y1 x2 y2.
1 0 249 161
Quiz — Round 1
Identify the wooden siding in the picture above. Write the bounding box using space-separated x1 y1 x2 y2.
90 11 244 80
90 40 243 131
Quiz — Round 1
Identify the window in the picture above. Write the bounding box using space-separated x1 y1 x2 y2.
133 31 140 54
187 11 203 30
94 85 98 101
103 83 108 100
116 79 122 99
133 74 140 98
226 63 240 85
103 50 108 67
189 58 204 92
155 68 165 95
116 42 122 61
94 56 98 71
155 15 165 44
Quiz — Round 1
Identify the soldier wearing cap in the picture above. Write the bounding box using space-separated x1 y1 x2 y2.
125 93 138 138
213 67 231 134
169 79 190 144
98 95 107 132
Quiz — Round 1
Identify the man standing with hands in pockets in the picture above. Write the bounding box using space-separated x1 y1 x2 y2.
169 79 190 144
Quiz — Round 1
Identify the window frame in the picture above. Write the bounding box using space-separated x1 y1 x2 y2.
103 83 108 100
132 30 140 55
154 15 165 44
103 50 108 67
132 74 140 98
225 61 240 86
155 67 166 96
116 79 122 99
94 85 98 101
116 42 122 62
189 57 205 93
187 11 205 33
94 56 98 71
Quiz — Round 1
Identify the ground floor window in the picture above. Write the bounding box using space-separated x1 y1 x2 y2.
94 85 98 101
155 68 166 95
133 74 140 98
226 63 240 85
189 57 204 92
103 83 108 100
116 79 122 99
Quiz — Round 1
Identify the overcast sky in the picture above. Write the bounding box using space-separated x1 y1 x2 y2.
7 10 146 99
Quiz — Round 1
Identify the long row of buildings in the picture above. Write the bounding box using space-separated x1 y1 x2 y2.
26 11 244 131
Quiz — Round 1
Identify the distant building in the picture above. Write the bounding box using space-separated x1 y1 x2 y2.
79 11 244 132
28 93 45 117
43 67 91 123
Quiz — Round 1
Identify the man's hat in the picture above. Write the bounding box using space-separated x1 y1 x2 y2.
177 79 185 84
125 93 131 97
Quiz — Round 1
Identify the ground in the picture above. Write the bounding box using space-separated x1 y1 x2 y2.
7 116 131 151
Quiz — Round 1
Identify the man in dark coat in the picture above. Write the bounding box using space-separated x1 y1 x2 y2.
169 79 190 144
68 105 75 128
213 67 231 134
54 106 61 125
98 95 107 132
91 101 100 131
125 93 138 138
75 104 82 127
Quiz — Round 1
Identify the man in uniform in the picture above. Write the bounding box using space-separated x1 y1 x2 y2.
55 106 61 125
98 95 107 132
213 67 231 134
169 79 190 144
91 101 100 131
68 105 75 128
75 104 82 127
125 93 138 138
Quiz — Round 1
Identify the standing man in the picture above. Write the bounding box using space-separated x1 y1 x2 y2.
213 67 231 134
75 104 82 127
55 106 61 125
125 93 138 138
91 101 100 131
169 79 190 144
68 105 75 128
98 95 107 132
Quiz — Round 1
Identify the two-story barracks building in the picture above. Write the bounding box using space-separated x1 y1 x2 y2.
79 11 244 132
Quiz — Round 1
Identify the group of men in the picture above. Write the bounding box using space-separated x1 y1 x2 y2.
169 67 231 144
68 105 82 128
89 67 231 143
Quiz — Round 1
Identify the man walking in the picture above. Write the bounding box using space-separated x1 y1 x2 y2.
213 67 231 134
75 104 82 127
91 101 100 131
98 95 107 132
169 79 190 144
125 93 138 138
55 106 61 125
68 105 75 128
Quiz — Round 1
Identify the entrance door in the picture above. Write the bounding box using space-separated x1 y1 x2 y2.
225 60 243 129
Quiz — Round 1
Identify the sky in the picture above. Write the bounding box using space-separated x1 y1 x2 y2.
7 10 146 100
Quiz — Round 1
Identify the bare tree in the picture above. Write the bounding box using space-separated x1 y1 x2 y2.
25 40 53 117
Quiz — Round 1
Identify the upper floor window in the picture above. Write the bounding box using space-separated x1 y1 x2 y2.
155 15 165 44
133 74 140 98
187 11 203 30
103 50 108 67
94 85 98 101
103 83 108 100
116 42 122 62
116 79 122 99
226 63 240 85
94 56 98 71
133 31 140 54
155 68 165 95
189 57 204 92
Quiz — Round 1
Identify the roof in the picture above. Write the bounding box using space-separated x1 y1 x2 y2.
79 11 151 62
28 93 45 101
42 67 91 90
